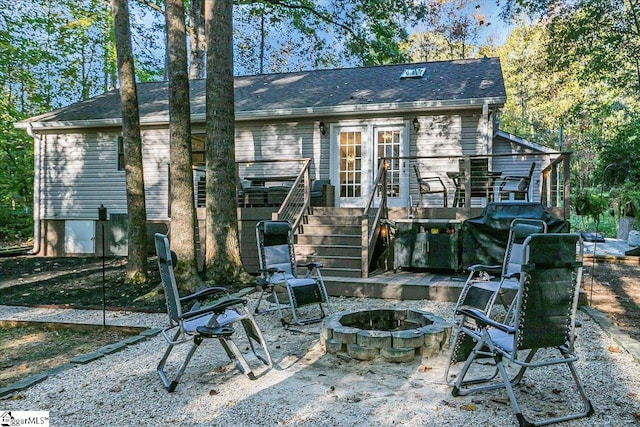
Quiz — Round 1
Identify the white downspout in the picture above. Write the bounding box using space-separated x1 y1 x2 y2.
26 124 41 255
482 101 489 156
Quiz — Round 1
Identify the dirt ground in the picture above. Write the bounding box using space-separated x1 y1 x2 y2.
582 260 640 341
0 323 140 387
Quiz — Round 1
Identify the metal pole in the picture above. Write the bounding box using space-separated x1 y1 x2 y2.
102 220 106 327
98 204 108 327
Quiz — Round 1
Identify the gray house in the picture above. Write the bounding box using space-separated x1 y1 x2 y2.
16 57 566 277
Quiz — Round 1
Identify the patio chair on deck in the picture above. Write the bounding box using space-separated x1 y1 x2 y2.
413 164 448 207
254 220 330 326
449 233 593 426
453 158 496 207
498 162 536 201
154 233 272 392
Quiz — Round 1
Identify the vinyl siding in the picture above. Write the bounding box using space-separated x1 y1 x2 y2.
40 129 170 221
409 111 486 205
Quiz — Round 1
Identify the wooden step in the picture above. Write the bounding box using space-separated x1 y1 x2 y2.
308 207 364 216
296 244 361 258
296 207 368 278
299 254 362 270
298 224 360 236
302 215 362 226
296 234 361 246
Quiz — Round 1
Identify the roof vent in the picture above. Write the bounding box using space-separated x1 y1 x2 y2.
400 67 426 79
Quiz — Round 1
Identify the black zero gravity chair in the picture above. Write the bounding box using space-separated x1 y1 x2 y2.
448 233 594 426
154 233 272 392
445 218 548 383
254 220 330 326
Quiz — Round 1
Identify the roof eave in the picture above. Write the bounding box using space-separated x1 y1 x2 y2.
16 96 506 131
495 129 556 154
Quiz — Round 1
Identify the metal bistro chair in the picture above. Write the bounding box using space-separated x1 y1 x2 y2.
254 220 330 326
154 233 272 392
453 158 495 207
449 233 593 427
413 164 448 207
498 162 536 202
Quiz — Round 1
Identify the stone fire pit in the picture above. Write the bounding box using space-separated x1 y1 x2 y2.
321 309 451 362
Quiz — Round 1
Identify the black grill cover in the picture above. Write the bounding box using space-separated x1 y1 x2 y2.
462 202 570 269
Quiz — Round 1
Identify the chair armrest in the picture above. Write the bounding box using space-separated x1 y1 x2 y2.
467 264 502 274
498 175 529 191
504 272 521 280
456 308 515 334
255 277 271 289
180 287 229 304
298 262 323 270
182 297 246 320
259 267 285 274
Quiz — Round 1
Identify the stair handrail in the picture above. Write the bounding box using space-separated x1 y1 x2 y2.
361 160 389 278
274 158 312 232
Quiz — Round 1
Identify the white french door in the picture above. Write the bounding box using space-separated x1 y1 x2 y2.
374 125 408 208
330 123 408 208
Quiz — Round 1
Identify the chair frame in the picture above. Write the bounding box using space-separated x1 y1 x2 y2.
155 233 272 392
254 220 330 326
454 218 548 320
498 162 536 201
413 164 448 207
450 233 594 426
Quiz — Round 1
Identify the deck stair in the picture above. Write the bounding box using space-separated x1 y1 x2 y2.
295 207 363 278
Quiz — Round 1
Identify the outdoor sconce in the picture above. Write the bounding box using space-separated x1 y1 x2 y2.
412 117 420 133
319 121 326 135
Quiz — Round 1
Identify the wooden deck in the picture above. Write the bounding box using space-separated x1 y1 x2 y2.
323 269 468 302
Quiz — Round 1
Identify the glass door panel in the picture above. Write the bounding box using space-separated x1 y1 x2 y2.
375 126 408 208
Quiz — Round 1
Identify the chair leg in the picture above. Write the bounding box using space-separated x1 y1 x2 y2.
218 336 257 380
240 312 273 368
157 335 202 393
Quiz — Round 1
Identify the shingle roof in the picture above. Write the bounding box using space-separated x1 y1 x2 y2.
19 57 505 126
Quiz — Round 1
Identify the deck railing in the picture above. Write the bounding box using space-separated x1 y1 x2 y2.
274 159 311 231
398 152 570 211
361 160 389 278
232 158 312 232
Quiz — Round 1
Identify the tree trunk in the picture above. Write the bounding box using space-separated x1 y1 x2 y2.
204 0 249 285
188 0 206 79
166 0 201 292
111 0 148 285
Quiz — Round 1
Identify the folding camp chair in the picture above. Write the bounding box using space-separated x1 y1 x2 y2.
445 219 547 382
449 233 593 427
154 233 272 392
254 220 330 326
454 218 548 318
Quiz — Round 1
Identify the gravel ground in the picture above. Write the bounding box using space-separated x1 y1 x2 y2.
1 295 639 426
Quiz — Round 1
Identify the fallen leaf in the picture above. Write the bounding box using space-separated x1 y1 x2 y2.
552 388 562 395
209 389 219 396
461 404 477 411
418 364 433 372
608 345 622 353
440 400 456 408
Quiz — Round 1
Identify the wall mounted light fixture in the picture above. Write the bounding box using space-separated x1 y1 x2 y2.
319 121 326 135
412 117 420 132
